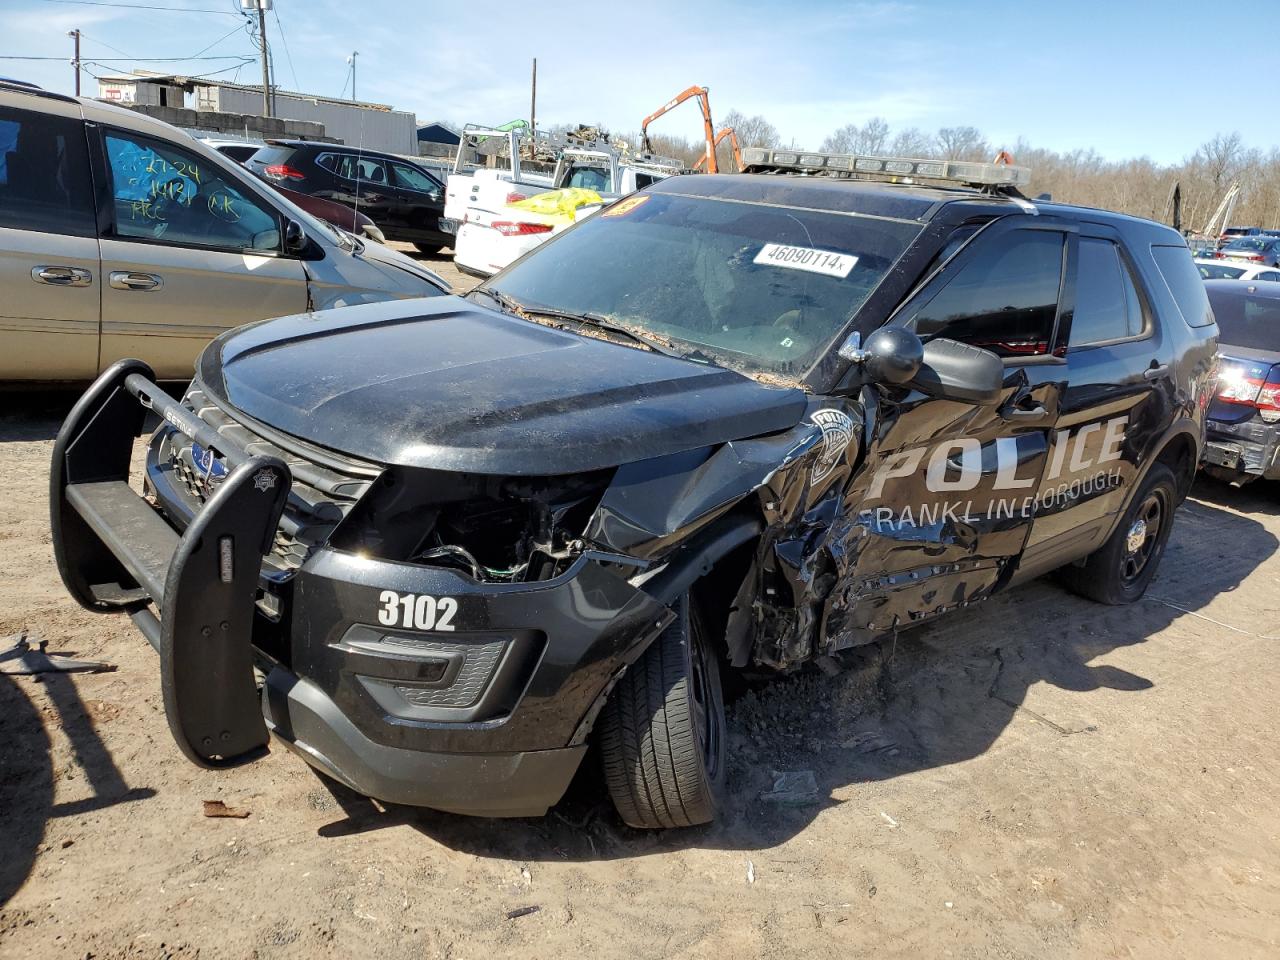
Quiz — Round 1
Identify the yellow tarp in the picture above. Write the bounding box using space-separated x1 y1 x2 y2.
509 188 604 224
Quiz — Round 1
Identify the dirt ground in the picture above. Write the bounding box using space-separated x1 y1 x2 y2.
3 251 1279 959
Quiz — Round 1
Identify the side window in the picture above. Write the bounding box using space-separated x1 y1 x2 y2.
104 131 282 252
1258 271 1280 282
633 172 659 190
355 157 387 184
1151 244 1215 327
1070 238 1144 346
315 152 340 174
389 161 438 193
0 105 96 236
904 230 1064 358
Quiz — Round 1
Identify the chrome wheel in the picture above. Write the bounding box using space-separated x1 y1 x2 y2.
1121 493 1163 584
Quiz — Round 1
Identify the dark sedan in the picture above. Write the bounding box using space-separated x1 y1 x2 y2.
245 140 451 253
1200 280 1280 483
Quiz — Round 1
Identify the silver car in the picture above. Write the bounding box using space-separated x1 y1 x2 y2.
1 81 447 381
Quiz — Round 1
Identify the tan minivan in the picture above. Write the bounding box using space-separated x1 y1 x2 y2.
0 80 448 381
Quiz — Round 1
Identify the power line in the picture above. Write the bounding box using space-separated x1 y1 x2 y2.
271 3 299 91
0 54 254 62
38 0 241 14
80 58 250 81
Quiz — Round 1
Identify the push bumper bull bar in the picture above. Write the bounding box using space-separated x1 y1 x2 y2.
51 359 291 768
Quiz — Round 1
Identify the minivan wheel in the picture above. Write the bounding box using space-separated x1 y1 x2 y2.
413 242 442 255
1060 463 1178 605
598 595 726 829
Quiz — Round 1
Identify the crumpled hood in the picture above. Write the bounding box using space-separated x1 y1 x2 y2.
199 297 808 474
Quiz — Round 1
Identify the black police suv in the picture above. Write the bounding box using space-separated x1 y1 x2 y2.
51 148 1218 829
245 139 451 253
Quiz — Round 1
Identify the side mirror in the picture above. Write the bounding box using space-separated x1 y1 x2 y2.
912 337 1005 404
839 328 1004 405
839 327 923 385
284 219 308 254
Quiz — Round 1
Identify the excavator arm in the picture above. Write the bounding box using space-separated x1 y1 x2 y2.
641 85 718 174
694 127 742 172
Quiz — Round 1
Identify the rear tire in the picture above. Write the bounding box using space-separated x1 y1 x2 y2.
413 242 442 255
598 595 726 829
1060 463 1177 604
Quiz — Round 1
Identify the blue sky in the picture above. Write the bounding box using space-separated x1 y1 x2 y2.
2 0 1270 164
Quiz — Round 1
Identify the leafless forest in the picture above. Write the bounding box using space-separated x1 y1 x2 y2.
631 111 1276 232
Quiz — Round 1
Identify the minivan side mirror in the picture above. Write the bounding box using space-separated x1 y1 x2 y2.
284 219 308 254
839 328 1004 405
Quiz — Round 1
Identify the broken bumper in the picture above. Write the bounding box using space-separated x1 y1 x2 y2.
1203 418 1280 480
50 361 671 817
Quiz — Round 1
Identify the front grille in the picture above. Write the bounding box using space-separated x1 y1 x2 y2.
167 387 378 575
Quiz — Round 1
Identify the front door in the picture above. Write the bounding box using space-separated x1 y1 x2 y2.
828 218 1074 647
388 160 445 242
0 98 100 380
94 126 308 380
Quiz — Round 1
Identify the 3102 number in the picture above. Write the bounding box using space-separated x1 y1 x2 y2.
377 591 458 631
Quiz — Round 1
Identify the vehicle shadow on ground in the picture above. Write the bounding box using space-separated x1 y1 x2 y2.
0 391 78 443
0 657 156 908
313 484 1277 859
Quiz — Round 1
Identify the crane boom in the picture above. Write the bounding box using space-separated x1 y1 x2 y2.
641 85 718 174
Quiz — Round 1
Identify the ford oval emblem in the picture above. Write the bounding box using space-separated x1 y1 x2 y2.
191 441 228 481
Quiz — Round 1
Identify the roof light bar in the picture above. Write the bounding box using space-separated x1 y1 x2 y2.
740 147 1032 189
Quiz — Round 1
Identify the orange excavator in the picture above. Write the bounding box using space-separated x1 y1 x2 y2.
641 85 718 174
694 127 743 172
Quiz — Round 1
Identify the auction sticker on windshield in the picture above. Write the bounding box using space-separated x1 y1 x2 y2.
754 243 857 278
602 195 651 218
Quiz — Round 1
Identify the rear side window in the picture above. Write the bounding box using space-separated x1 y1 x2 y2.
905 229 1064 358
0 105 95 237
1071 238 1144 345
1152 245 1215 327
320 152 387 183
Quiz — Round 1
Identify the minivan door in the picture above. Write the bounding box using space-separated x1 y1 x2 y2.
0 98 100 380
94 126 308 380
831 219 1073 644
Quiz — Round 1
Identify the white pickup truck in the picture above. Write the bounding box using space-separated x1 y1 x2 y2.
444 126 682 277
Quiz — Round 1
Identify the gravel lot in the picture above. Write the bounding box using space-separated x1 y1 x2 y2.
2 250 1278 958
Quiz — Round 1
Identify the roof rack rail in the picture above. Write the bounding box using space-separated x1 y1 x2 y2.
740 146 1032 190
0 78 79 105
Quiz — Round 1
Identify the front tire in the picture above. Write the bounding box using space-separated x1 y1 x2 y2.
1060 463 1178 604
598 595 726 829
413 242 442 255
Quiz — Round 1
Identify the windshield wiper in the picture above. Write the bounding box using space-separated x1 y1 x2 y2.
473 290 698 360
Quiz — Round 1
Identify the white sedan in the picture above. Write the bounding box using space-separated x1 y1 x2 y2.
1194 258 1280 283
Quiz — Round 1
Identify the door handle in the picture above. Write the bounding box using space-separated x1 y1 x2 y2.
1001 404 1047 420
31 265 92 287
109 271 163 291
1143 363 1170 381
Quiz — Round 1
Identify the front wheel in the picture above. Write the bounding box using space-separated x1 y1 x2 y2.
413 242 442 255
1060 463 1178 604
598 595 726 829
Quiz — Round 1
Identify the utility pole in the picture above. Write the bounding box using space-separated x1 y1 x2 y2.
530 57 537 139
348 51 358 102
67 29 81 96
252 0 271 117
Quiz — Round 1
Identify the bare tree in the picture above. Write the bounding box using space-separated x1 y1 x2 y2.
820 117 890 155
719 109 780 149
889 126 933 156
935 126 989 161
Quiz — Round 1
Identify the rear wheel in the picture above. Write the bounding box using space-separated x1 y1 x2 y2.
1060 463 1177 604
413 242 442 255
598 595 726 829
